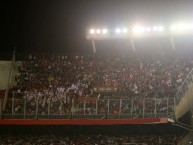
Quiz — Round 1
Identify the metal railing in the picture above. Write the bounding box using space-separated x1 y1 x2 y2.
175 68 193 105
0 99 2 118
0 97 175 119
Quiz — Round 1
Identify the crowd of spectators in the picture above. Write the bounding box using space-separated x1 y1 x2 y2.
22 55 192 92
3 50 193 117
0 134 182 145
14 52 193 98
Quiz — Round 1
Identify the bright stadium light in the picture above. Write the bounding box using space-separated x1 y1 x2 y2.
115 28 121 33
177 23 189 31
145 27 151 32
153 26 157 31
187 24 193 29
102 29 108 34
170 25 177 31
138 27 145 33
132 26 145 33
90 29 95 34
122 28 128 33
170 23 192 32
96 29 101 34
158 26 164 31
132 26 137 33
177 24 184 31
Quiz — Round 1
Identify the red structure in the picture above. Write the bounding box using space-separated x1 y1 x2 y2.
0 118 168 125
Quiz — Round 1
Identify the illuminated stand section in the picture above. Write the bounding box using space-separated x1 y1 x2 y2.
86 23 193 53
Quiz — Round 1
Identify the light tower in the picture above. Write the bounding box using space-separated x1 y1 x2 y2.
86 23 193 53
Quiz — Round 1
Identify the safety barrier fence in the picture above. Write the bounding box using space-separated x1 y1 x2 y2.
0 97 175 119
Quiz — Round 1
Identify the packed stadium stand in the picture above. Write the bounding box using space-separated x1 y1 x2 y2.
0 124 188 145
1 47 193 119
0 45 193 144
0 135 182 145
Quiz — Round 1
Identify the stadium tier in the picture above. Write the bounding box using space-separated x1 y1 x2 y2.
0 134 182 145
0 48 192 120
0 124 187 145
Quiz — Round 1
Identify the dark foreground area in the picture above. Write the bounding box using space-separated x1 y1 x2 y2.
0 124 188 145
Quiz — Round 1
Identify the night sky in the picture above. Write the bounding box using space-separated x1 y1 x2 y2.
2 0 193 54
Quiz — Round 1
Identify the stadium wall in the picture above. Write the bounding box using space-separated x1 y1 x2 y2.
0 118 168 125
175 84 193 125
0 61 21 90
177 132 193 145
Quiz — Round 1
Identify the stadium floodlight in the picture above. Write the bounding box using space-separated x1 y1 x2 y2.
96 29 101 34
170 25 177 31
177 24 184 31
187 24 193 29
122 28 128 33
189 24 193 29
157 26 164 31
90 29 95 34
177 23 189 31
145 27 151 32
170 23 191 32
115 28 121 33
140 27 145 33
132 26 145 34
153 26 157 31
102 29 108 34
170 23 193 32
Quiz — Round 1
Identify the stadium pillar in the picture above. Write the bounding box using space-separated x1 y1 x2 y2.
170 37 176 50
12 97 14 116
48 99 51 119
142 98 145 118
119 99 122 115
96 99 98 116
107 98 110 118
0 100 1 117
24 98 26 119
59 100 62 116
92 40 96 53
155 98 157 118
130 39 136 52
84 100 86 115
36 99 39 119
131 98 133 117
71 98 74 118
166 97 169 117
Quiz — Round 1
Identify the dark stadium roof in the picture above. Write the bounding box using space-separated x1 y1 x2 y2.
1 0 193 54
